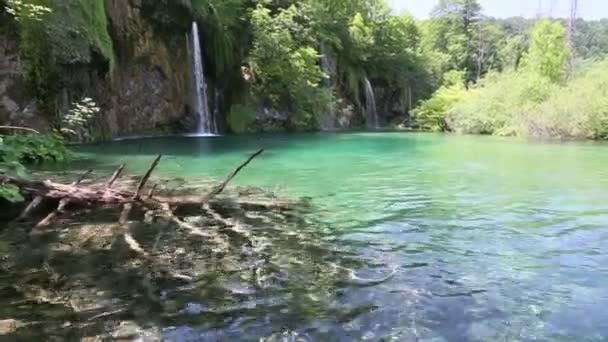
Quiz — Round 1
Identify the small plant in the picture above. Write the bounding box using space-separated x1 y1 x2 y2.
4 0 52 21
0 134 71 202
59 97 100 139
0 184 24 203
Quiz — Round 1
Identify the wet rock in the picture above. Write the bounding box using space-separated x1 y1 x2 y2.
0 319 20 335
0 30 51 132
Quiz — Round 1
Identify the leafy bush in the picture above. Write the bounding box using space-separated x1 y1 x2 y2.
446 70 556 136
0 184 24 203
413 71 466 131
59 97 100 139
4 0 51 21
525 60 608 139
432 59 608 139
0 133 71 202
1 134 70 166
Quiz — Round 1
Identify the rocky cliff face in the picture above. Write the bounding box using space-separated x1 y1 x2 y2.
0 19 50 133
97 0 195 138
0 0 197 140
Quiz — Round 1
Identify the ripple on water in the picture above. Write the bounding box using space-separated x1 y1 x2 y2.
59 133 608 340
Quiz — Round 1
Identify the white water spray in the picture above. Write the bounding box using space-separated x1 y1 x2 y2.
364 77 378 129
191 22 215 135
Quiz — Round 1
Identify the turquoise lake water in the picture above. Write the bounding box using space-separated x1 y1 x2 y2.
72 132 608 341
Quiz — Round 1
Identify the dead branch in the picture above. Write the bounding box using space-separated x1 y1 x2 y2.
34 169 94 229
73 169 93 185
147 184 158 199
106 164 125 188
35 198 70 229
204 149 264 201
4 148 285 235
134 155 162 200
0 126 40 134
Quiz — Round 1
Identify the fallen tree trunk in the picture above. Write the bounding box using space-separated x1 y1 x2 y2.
1 149 266 230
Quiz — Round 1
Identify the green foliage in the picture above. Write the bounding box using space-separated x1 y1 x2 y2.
4 0 51 21
0 133 70 202
349 12 374 60
436 59 608 140
59 97 100 139
413 71 466 131
522 20 570 83
227 104 256 134
248 3 332 129
573 19 608 59
191 0 248 77
44 0 114 67
446 71 555 136
0 184 24 203
525 60 608 139
16 0 59 115
1 134 71 165
369 14 425 89
13 0 114 116
426 0 482 81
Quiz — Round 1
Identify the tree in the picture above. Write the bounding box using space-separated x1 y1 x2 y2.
427 0 482 81
474 23 506 79
524 20 570 82
248 3 331 128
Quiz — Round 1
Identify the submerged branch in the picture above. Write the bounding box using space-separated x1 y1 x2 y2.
204 149 264 201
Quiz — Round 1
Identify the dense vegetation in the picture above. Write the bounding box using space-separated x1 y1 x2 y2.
198 0 608 135
413 2 608 139
2 0 607 135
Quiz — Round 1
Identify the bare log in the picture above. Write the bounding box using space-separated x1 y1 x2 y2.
0 175 133 204
2 149 286 233
204 149 264 201
34 169 93 228
106 164 125 188
134 155 162 200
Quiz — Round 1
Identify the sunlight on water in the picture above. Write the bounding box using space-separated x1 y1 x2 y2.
69 132 608 340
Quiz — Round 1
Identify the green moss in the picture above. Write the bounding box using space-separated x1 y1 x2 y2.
77 0 114 68
45 0 114 68
227 104 256 133
15 0 114 116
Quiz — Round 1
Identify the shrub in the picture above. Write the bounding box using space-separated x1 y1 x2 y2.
0 133 71 202
525 60 608 139
413 70 466 131
447 70 556 136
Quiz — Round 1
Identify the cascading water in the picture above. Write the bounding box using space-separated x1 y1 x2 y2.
364 77 379 129
190 22 215 135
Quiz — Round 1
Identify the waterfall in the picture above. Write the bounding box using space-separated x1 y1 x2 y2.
363 77 378 129
190 22 215 135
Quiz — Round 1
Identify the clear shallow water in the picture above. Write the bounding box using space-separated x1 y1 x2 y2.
72 132 608 341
